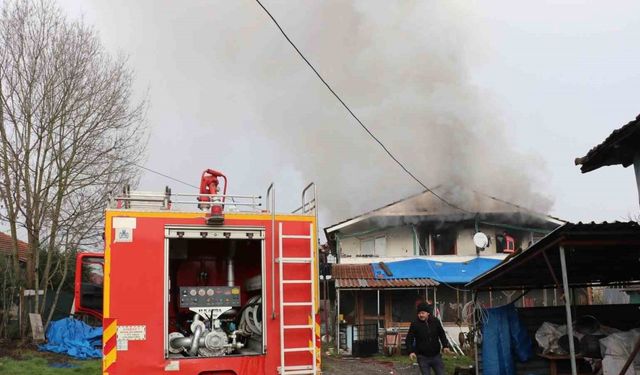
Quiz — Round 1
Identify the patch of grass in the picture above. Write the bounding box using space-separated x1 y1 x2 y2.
0 351 100 375
442 353 474 374
370 352 474 374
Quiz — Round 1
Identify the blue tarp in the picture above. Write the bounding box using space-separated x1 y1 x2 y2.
39 317 102 359
371 257 501 283
481 303 533 375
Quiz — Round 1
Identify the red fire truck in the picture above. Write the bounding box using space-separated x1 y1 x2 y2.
75 170 320 375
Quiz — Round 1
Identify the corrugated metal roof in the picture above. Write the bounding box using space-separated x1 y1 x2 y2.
0 232 29 262
331 264 374 279
335 278 438 288
575 114 640 173
332 263 439 288
467 221 640 290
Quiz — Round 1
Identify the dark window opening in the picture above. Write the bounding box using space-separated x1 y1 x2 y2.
391 290 423 323
432 230 456 255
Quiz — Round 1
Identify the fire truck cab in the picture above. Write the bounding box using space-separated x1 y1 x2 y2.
96 172 320 375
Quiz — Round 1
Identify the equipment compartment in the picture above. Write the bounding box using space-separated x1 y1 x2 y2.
166 228 264 358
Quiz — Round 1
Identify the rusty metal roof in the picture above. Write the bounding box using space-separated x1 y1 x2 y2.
575 114 640 173
0 232 29 262
331 264 375 279
332 263 438 288
335 278 439 288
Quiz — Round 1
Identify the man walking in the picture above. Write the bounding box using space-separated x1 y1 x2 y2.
406 303 451 375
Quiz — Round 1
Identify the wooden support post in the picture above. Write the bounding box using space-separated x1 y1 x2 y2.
377 289 380 331
618 336 640 375
634 154 640 208
543 249 560 286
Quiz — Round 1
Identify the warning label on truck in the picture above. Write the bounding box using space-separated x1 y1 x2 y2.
116 338 128 351
117 325 146 341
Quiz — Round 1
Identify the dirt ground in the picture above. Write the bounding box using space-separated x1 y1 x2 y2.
321 355 422 375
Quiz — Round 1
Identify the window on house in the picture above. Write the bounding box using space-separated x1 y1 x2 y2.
362 291 383 316
391 290 423 323
432 230 456 255
361 239 374 255
374 237 386 256
496 232 516 253
421 237 429 255
360 236 386 256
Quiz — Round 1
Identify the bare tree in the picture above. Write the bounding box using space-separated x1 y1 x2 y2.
0 0 147 337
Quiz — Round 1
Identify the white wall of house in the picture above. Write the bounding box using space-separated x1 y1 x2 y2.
338 225 415 258
456 228 479 256
338 223 538 262
456 226 501 256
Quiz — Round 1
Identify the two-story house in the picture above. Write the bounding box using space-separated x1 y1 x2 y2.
324 186 562 352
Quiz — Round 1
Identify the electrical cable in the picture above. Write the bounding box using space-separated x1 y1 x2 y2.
99 151 199 190
131 162 199 190
130 162 241 204
100 153 245 204
255 0 563 221
254 0 469 214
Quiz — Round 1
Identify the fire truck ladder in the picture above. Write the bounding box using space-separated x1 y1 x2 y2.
277 184 317 375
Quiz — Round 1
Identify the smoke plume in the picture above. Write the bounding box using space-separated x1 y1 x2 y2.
239 1 554 223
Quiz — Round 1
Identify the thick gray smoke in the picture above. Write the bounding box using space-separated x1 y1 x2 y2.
58 0 553 226
237 1 554 223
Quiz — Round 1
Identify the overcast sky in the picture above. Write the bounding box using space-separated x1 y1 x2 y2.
57 0 640 228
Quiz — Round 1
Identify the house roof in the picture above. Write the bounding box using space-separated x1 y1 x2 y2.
371 257 503 284
575 114 640 173
335 278 438 288
466 221 640 290
331 263 375 279
325 186 564 235
331 258 500 288
0 232 29 262
331 263 439 289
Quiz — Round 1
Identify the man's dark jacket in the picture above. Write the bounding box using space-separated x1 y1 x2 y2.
405 315 449 357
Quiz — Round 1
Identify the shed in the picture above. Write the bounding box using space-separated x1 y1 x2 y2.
467 222 640 375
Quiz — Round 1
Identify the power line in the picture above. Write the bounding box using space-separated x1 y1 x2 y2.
254 0 469 214
131 162 199 190
98 150 199 189
254 1 561 221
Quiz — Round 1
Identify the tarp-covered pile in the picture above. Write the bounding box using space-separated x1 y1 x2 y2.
39 317 102 359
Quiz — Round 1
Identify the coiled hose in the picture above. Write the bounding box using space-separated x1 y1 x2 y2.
239 296 262 336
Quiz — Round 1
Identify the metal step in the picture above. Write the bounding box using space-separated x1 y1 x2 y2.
280 365 314 375
277 257 312 263
282 279 312 284
282 302 313 307
283 324 313 329
281 234 312 240
283 347 312 353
